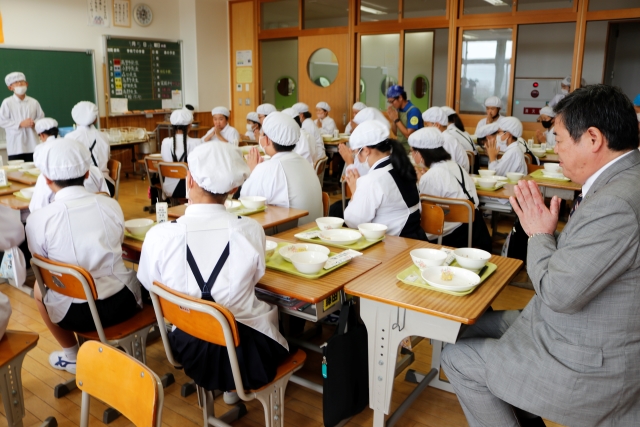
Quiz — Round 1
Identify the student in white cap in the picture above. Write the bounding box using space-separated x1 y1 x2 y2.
343 120 425 240
65 101 115 196
255 103 277 140
549 76 585 108
423 107 470 172
30 120 109 213
442 106 477 154
409 128 491 251
243 112 260 141
159 109 203 199
0 205 21 340
497 116 541 163
26 138 142 375
282 107 316 165
0 72 45 162
474 121 501 149
292 102 324 161
536 106 556 148
486 116 527 177
477 96 502 130
344 102 367 135
203 106 240 146
315 101 337 136
138 142 289 404
241 112 323 226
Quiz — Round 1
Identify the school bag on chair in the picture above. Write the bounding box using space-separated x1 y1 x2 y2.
322 299 369 427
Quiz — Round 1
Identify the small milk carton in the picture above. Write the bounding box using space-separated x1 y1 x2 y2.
0 169 7 187
156 202 168 223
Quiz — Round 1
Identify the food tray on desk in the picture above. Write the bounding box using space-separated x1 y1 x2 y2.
294 227 384 250
228 205 266 216
475 182 505 192
12 192 31 202
266 242 348 279
396 262 497 296
530 169 570 182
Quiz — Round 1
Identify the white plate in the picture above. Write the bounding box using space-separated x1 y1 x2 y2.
476 181 505 190
421 266 481 292
279 243 331 262
318 229 362 246
224 200 241 210
541 170 569 180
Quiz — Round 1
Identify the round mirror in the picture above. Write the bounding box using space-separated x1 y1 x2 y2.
412 76 428 99
380 75 398 96
308 48 339 88
276 77 296 97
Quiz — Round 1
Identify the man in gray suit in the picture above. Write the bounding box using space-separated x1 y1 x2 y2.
441 85 640 427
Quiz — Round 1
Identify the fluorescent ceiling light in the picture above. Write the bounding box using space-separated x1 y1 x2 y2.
360 5 387 14
484 0 508 5
361 1 388 9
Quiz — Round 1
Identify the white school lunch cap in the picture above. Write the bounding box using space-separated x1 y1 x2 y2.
422 107 448 127
353 102 366 112
440 106 456 117
484 96 502 108
498 116 523 138
5 72 25 87
349 120 390 150
475 122 501 139
316 101 331 112
247 112 259 122
292 102 309 114
262 112 300 146
71 101 99 126
188 142 249 194
281 108 299 119
35 138 91 180
408 127 444 150
35 118 58 134
170 108 193 126
354 107 390 129
211 106 230 117
539 106 555 118
257 103 277 116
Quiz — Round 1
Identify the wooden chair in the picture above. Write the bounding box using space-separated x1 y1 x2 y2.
524 153 533 164
341 178 353 214
322 192 330 217
144 156 164 211
106 159 121 200
158 162 189 206
420 195 475 247
314 157 328 188
30 254 173 421
420 202 445 244
76 341 163 427
149 281 306 427
0 331 57 427
527 163 544 174
466 151 475 174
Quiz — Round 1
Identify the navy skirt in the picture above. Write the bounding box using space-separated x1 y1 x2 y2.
169 322 290 392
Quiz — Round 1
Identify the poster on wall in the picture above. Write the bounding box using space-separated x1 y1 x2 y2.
113 0 131 28
236 50 252 67
88 0 109 27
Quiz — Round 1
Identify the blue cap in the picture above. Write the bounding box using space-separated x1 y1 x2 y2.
633 93 640 107
386 85 404 99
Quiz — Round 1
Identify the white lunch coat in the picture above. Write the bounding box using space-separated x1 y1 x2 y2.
548 93 565 108
544 127 556 148
0 94 44 155
137 203 288 350
302 118 325 161
442 130 470 172
293 128 316 165
344 157 419 236
315 116 337 136
240 151 323 226
0 205 23 340
66 125 113 185
160 135 202 197
344 121 354 135
489 141 527 177
446 123 477 154
204 124 241 147
418 160 478 240
25 187 142 323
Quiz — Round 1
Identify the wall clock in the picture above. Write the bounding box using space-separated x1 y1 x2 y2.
133 3 153 27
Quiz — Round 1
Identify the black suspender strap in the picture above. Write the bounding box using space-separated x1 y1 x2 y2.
519 140 541 165
186 243 230 302
455 129 475 152
89 140 98 167
454 164 475 204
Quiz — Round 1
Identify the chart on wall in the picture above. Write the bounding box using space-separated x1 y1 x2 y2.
104 36 183 115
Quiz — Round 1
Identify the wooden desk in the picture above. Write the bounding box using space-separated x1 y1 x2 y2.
476 183 515 200
0 195 30 210
109 138 148 176
156 121 211 142
345 244 522 426
323 137 349 155
540 153 559 163
0 182 27 197
167 204 309 230
7 171 37 186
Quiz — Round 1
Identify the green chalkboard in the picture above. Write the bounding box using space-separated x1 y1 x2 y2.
0 47 97 128
104 36 183 115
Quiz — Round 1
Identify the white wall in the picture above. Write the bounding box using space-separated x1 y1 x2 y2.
515 22 576 79
432 28 448 108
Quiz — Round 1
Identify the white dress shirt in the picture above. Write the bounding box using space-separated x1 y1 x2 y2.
25 187 142 323
66 125 112 184
344 157 418 236
442 130 470 172
315 116 337 136
446 123 477 154
418 160 478 240
160 135 202 197
137 203 288 350
302 118 325 161
549 93 565 108
344 121 354 135
0 94 44 155
204 124 241 147
0 206 21 340
241 151 322 226
489 141 527 177
293 128 316 165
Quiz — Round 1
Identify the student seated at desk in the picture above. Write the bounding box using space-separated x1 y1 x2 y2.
344 102 366 135
422 107 470 172
315 101 337 136
254 103 277 141
30 118 108 212
292 102 325 162
243 112 260 141
241 112 323 226
343 120 426 240
409 127 492 251
160 108 202 199
137 142 289 403
0 205 21 340
281 107 315 165
536 106 556 148
203 106 240 146
26 138 142 374
486 117 527 177
66 101 115 196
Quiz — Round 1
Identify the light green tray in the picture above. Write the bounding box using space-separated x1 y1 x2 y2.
266 242 348 279
530 169 570 182
12 191 31 202
396 261 497 296
295 227 384 250
475 182 505 192
229 205 266 216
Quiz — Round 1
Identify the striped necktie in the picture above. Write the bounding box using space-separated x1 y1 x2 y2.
569 193 583 218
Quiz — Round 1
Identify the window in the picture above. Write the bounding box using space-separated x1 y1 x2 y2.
463 0 512 16
517 0 573 12
588 0 640 11
403 0 446 19
360 33 400 109
261 39 298 108
261 0 299 30
360 0 398 23
404 31 435 111
304 0 349 29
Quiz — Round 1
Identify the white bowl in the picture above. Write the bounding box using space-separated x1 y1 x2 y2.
19 162 35 170
239 196 266 209
453 248 491 271
316 217 344 231
478 169 496 177
25 168 41 176
421 266 481 292
125 218 154 236
7 160 24 165
265 240 278 259
19 187 36 200
279 243 331 262
224 199 241 210
291 251 328 274
477 178 497 189
507 172 524 182
410 248 448 270
358 223 388 241
532 144 541 149
543 163 561 173
321 134 334 142
531 148 546 157
318 229 362 246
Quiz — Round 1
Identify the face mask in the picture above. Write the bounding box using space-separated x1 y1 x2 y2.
541 120 553 129
246 124 253 133
561 89 569 95
13 86 27 95
354 148 370 176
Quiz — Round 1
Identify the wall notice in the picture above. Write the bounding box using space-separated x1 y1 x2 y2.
236 50 252 67
236 67 253 83
88 0 109 27
113 0 131 28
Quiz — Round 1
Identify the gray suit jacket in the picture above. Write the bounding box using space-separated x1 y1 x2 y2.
486 149 640 426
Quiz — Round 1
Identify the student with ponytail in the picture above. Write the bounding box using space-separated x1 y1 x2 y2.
343 120 426 240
